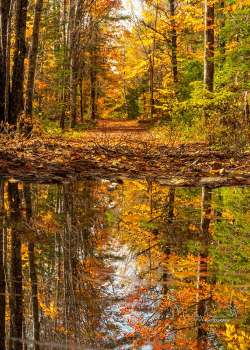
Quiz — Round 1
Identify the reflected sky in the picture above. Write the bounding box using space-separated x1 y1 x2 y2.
122 0 142 16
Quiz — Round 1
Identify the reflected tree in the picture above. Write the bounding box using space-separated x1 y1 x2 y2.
8 182 23 350
0 180 6 350
62 182 79 345
161 187 176 324
196 186 212 349
1 179 247 349
24 184 40 350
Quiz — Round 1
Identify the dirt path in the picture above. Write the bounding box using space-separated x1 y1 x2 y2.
84 119 153 144
0 119 249 186
88 119 147 134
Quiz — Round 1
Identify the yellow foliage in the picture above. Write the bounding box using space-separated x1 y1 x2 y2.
36 80 48 91
188 224 199 232
21 244 29 262
222 210 234 223
224 324 250 350
40 300 58 319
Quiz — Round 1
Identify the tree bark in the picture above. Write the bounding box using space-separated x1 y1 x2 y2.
149 2 158 119
243 91 249 123
4 0 14 123
60 0 68 130
69 22 78 129
9 0 29 125
204 0 215 92
25 0 44 118
69 0 82 128
79 79 83 123
169 0 178 84
90 21 98 121
0 0 11 121
149 58 154 119
90 65 97 120
219 0 225 65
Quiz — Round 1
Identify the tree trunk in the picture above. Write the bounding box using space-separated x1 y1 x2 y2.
8 182 23 350
90 65 97 120
90 22 98 121
218 0 225 65
70 66 78 128
204 0 215 92
9 0 29 125
60 0 67 130
4 0 14 123
149 2 158 119
25 0 44 118
90 18 98 120
0 0 11 122
79 79 83 123
169 0 178 84
70 50 78 128
69 0 82 128
122 47 129 118
143 93 147 118
149 58 154 119
243 91 249 123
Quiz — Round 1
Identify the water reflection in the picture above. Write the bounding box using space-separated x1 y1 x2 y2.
0 179 249 349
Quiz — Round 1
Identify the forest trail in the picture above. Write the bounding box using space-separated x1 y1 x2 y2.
87 119 148 134
83 118 154 144
0 124 249 186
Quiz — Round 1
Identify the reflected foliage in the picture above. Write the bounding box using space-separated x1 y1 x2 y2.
0 179 249 349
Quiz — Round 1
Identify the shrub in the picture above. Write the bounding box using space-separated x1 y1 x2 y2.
172 82 250 153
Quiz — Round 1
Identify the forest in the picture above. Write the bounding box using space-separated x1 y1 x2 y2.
0 0 250 350
0 0 249 181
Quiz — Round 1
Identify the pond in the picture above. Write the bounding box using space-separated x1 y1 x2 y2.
0 178 249 349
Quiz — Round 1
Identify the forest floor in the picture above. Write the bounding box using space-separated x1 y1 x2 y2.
0 119 250 186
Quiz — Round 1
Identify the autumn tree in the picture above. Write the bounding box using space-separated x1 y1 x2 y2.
25 0 44 118
9 0 29 125
8 182 23 350
204 0 215 92
0 0 11 122
89 17 98 120
69 0 84 127
169 0 178 84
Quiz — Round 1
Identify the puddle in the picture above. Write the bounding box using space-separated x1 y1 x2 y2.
0 178 249 349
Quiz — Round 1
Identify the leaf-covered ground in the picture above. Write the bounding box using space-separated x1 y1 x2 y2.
0 120 249 186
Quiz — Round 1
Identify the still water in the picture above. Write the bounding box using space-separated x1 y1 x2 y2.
0 179 249 350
